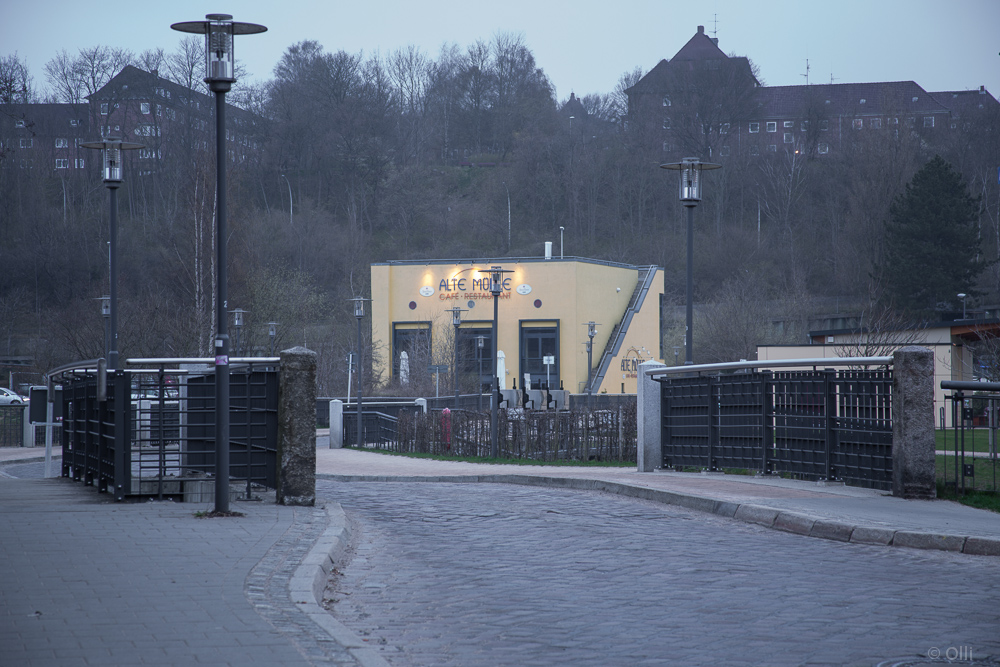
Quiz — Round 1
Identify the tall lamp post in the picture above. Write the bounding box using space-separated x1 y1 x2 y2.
350 297 369 450
448 306 466 409
172 13 267 514
268 322 278 356
231 308 245 356
80 139 144 371
660 157 720 365
488 266 512 458
958 293 968 319
584 321 598 405
476 336 485 412
100 295 111 362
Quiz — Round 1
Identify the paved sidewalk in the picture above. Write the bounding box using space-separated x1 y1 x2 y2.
0 460 385 667
316 446 1000 556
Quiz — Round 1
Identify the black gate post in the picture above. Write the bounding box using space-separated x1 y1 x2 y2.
824 369 837 481
113 371 128 501
761 371 773 474
707 376 718 471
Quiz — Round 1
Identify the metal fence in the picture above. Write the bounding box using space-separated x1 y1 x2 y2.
350 403 637 463
57 359 279 501
659 367 893 490
0 405 25 447
940 381 1000 494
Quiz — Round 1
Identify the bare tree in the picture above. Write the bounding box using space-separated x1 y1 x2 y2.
0 53 34 104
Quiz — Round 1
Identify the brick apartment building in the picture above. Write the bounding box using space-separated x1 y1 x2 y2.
625 25 998 160
1 65 261 176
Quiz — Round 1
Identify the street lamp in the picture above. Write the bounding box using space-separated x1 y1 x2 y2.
477 335 485 412
172 13 267 514
80 138 144 371
489 266 512 458
958 293 968 319
268 321 278 356
350 297 369 450
584 321 598 405
559 226 565 259
230 308 246 356
660 157 721 365
100 295 111 362
448 305 466 409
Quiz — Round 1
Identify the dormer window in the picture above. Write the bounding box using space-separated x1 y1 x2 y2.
662 96 671 107
15 120 25 128
912 96 918 102
860 98 866 104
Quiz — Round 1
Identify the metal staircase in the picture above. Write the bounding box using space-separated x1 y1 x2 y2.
590 265 658 392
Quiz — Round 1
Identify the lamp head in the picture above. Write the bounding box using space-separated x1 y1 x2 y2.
660 157 721 205
171 14 267 90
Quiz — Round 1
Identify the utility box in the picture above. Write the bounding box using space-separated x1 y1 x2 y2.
29 386 62 424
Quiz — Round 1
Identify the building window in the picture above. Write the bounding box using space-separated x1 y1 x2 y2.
820 119 829 131
55 138 68 148
100 102 109 115
818 143 829 154
767 144 777 152
749 122 759 133
720 145 730 156
75 158 85 168
662 142 670 152
750 145 759 156
135 124 160 137
15 119 25 127
141 102 150 114
392 323 432 381
19 138 32 148
520 324 559 390
801 121 809 132
870 118 881 130
783 132 793 144
889 117 898 125
766 121 777 133
783 121 793 128
719 122 729 134
852 118 863 130
55 158 68 169
70 119 80 127
923 116 934 128
662 95 671 107
457 327 493 391
662 117 671 130
859 98 866 105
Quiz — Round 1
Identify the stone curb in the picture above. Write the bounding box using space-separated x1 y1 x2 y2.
288 503 391 667
318 473 1000 558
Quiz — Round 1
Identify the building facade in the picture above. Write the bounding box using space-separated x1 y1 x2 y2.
371 257 663 396
626 25 998 161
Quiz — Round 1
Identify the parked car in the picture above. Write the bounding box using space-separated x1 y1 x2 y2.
0 387 27 405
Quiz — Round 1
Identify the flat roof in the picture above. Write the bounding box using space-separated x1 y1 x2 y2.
372 256 659 271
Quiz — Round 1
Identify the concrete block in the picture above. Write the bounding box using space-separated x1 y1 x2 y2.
892 531 966 552
891 347 936 498
733 504 779 527
278 347 317 506
850 526 895 546
636 361 665 472
962 537 1000 557
809 520 854 542
773 512 815 535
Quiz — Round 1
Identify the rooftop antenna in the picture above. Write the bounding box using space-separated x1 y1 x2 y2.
829 72 839 85
800 58 811 86
711 14 719 39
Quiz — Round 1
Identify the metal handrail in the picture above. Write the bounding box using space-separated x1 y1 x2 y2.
644 356 893 378
941 380 1000 392
126 357 280 365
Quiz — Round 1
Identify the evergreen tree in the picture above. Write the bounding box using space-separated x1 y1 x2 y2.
881 155 984 314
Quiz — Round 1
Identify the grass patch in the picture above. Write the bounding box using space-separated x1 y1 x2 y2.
936 482 1000 514
935 428 1000 453
343 447 635 467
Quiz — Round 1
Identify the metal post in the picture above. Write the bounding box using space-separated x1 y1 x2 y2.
685 204 694 365
491 290 499 458
586 339 593 407
357 313 363 449
108 187 119 370
214 88 231 513
454 321 460 409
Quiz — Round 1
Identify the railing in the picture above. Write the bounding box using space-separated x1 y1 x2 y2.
940 381 1000 494
54 357 279 501
352 405 636 463
0 405 26 447
650 357 893 490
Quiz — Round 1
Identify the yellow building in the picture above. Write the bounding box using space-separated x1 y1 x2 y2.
370 258 663 395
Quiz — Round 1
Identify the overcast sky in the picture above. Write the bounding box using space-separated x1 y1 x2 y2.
3 0 998 102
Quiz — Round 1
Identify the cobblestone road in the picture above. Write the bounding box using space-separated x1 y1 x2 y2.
321 480 1000 667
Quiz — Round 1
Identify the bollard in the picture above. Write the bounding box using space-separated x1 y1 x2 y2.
892 346 936 499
